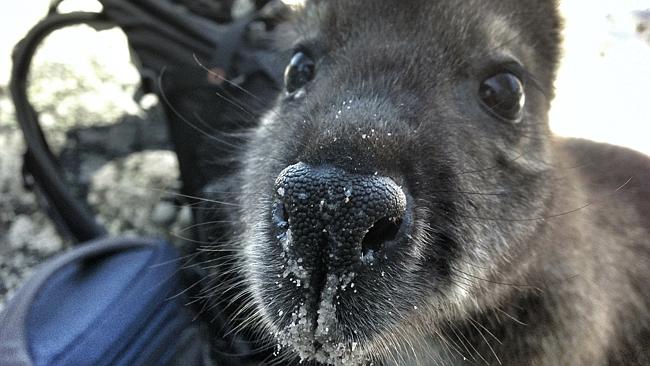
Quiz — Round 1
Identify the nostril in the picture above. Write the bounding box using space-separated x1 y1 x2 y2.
361 216 403 257
272 202 289 229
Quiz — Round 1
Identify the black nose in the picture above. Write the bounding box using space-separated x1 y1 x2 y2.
272 162 408 271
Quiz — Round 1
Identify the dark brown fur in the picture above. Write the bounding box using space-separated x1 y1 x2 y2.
202 1 650 364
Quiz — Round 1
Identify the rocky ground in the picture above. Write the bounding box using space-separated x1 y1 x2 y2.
0 64 193 310
0 0 272 313
1 2 649 312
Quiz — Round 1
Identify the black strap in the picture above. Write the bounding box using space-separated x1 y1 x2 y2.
11 1 285 246
11 12 110 243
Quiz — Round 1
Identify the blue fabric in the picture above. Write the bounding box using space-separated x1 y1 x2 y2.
27 248 154 365
9 238 202 366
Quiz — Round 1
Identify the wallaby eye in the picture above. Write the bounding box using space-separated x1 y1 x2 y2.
284 51 315 93
478 72 525 122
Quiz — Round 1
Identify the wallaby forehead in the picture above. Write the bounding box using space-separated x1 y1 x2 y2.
310 1 470 46
301 0 560 89
314 0 555 33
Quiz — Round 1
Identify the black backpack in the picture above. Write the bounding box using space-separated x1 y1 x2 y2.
10 0 290 364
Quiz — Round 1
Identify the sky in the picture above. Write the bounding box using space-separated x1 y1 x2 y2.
551 0 650 154
1 0 649 154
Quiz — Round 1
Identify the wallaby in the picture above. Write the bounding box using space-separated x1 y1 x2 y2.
201 1 650 365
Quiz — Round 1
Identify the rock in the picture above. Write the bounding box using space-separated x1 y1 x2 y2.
7 214 63 254
88 150 181 237
635 10 650 45
151 200 179 226
232 0 254 18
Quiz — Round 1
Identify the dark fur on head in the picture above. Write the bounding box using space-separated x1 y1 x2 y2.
200 1 650 365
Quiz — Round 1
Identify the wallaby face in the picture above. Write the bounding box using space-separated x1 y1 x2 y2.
209 1 649 365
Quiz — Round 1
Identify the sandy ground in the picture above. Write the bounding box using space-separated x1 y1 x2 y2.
0 1 649 310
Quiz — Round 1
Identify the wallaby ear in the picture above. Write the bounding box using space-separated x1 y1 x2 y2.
539 0 564 75
517 0 564 83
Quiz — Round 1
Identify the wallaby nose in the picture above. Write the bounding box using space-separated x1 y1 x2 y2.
272 162 408 270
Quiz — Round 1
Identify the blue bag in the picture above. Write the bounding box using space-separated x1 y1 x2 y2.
0 237 210 366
